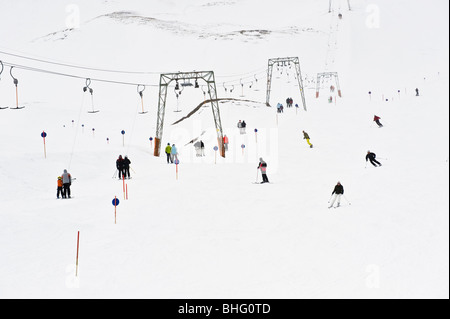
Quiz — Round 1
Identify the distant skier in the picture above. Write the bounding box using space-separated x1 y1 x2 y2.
328 181 344 208
223 135 229 151
330 85 335 92
56 176 63 199
373 115 383 128
200 140 205 156
123 155 131 179
171 144 178 162
165 143 173 164
302 130 313 148
193 141 201 157
61 169 72 198
240 120 247 134
257 157 269 184
116 155 124 178
415 88 419 96
366 150 382 167
237 120 243 133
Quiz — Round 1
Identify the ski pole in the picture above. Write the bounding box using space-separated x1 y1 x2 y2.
377 157 388 160
112 169 118 178
327 194 333 203
256 168 259 183
130 166 136 174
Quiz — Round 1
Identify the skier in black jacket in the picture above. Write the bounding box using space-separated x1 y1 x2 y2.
366 151 382 167
116 155 124 179
328 182 344 208
123 155 131 179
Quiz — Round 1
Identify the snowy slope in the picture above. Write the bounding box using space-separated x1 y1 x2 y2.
0 0 448 298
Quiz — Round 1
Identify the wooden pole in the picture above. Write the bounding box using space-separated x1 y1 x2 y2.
114 196 117 224
75 231 80 276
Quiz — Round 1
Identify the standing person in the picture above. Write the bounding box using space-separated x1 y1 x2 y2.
165 143 173 163
56 176 63 199
241 120 247 134
223 135 229 151
200 140 205 156
193 141 201 157
116 155 124 178
257 157 269 184
302 130 313 148
286 97 290 108
366 150 382 167
373 115 383 128
123 155 131 179
415 88 419 96
61 169 72 198
328 181 344 208
237 120 242 130
171 144 178 162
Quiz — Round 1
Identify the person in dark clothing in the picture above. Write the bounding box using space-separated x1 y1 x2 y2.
257 157 269 183
373 115 383 128
241 120 247 134
366 151 382 167
116 155 125 179
415 88 419 96
123 155 131 179
329 181 344 208
200 140 205 156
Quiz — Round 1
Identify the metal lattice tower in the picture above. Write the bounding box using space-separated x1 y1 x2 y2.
154 71 225 158
315 72 341 98
266 57 306 111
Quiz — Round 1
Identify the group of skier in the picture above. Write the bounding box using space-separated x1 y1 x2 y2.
285 97 294 108
165 143 179 163
56 169 72 199
116 155 132 179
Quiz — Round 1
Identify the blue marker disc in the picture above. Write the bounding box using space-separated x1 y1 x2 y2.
112 198 120 206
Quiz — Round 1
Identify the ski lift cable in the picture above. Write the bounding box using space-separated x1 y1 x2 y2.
2 61 159 87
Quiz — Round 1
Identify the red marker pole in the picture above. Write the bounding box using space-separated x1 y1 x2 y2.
122 175 125 199
75 231 80 277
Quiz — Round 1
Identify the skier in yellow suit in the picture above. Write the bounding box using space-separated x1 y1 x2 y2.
302 130 313 148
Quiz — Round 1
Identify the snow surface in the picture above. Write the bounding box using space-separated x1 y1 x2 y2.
0 0 448 298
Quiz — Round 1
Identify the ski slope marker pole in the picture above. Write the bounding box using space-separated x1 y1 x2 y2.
112 197 119 224
213 146 218 164
41 131 47 158
174 159 179 180
126 184 128 200
121 130 125 147
75 231 80 276
254 128 258 143
241 144 245 156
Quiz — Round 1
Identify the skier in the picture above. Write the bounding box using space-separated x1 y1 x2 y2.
302 130 313 148
257 157 269 184
61 169 72 198
237 120 243 133
415 88 419 96
223 135 229 151
171 144 178 162
200 140 205 156
240 120 247 134
116 155 124 178
366 150 382 167
193 141 201 157
56 176 63 199
123 155 131 179
373 115 383 128
330 85 335 92
165 143 173 163
328 181 344 208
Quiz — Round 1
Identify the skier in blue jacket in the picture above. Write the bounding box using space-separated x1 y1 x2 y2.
171 144 178 162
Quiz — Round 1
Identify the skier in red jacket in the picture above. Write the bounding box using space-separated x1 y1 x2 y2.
373 115 383 128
